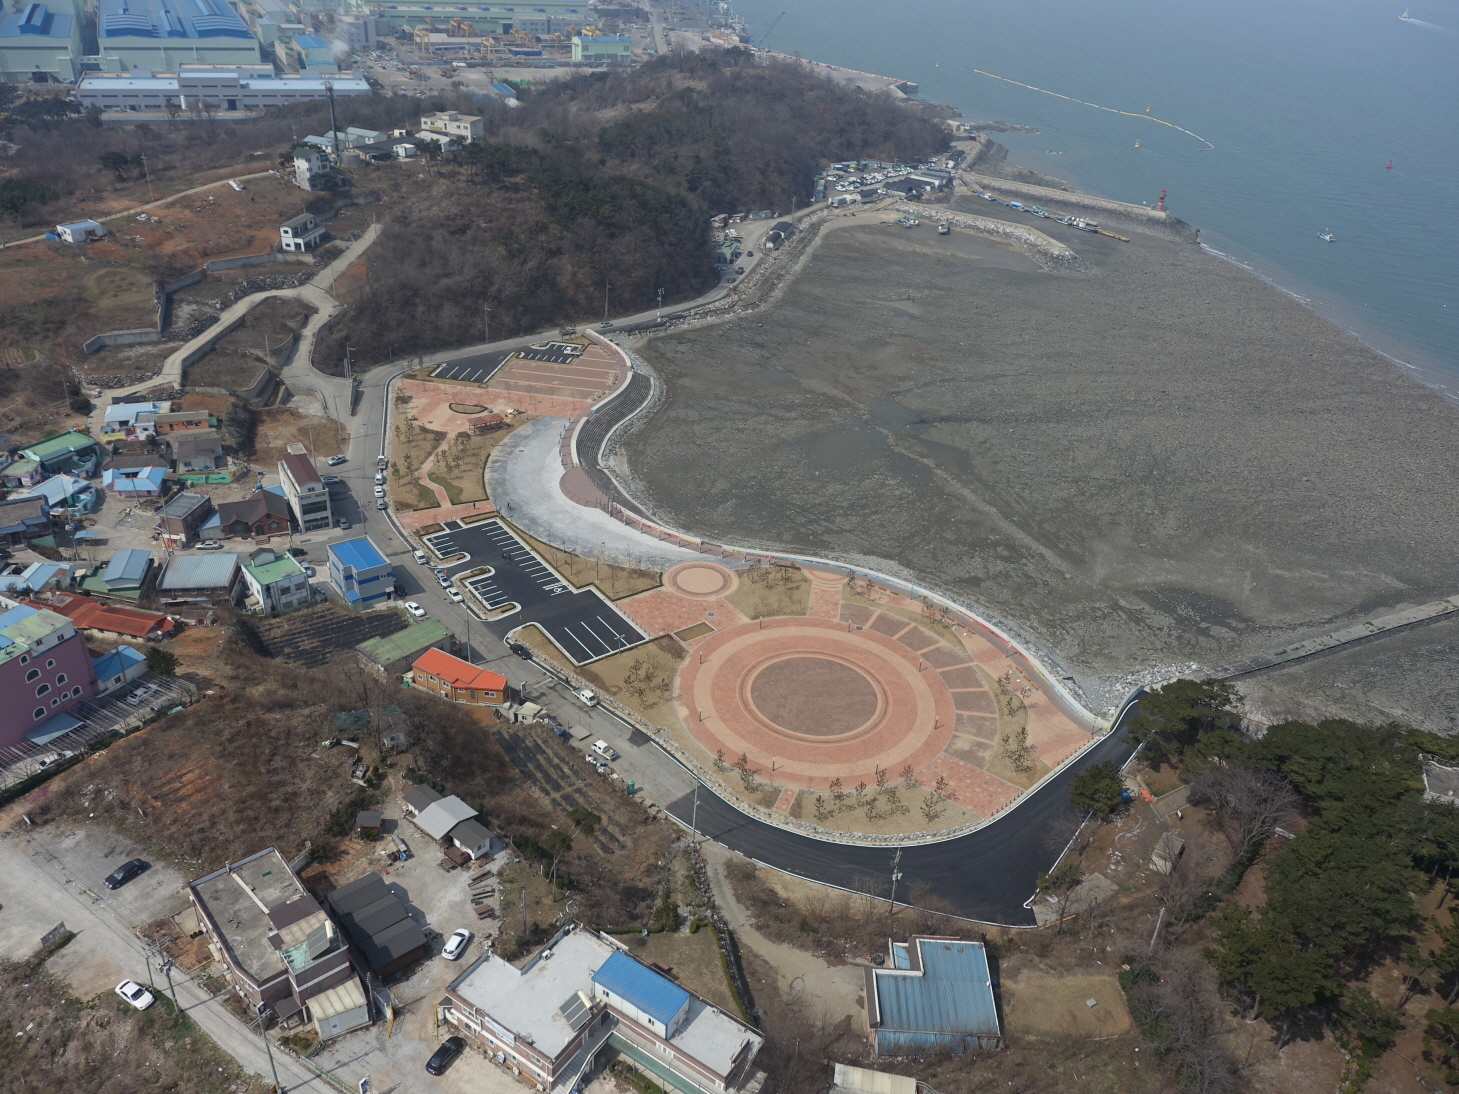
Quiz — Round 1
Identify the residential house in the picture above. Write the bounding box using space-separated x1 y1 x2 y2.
0 457 44 488
101 401 169 441
107 452 169 471
0 495 51 546
279 213 325 253
152 411 214 436
0 599 100 750
292 144 331 190
16 474 98 517
188 847 371 1039
401 784 503 861
102 465 166 497
155 492 214 548
55 220 106 243
278 449 332 532
409 647 507 706
37 590 176 641
18 429 102 476
91 644 148 694
419 110 482 143
172 429 227 473
216 489 294 539
0 561 76 596
325 536 393 607
864 936 1001 1054
240 547 311 614
157 553 240 607
443 924 764 1094
355 619 454 680
324 872 430 980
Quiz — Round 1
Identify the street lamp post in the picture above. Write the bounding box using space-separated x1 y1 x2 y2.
254 1005 283 1094
656 287 664 320
603 280 611 323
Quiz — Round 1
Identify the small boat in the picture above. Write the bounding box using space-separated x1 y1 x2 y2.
937 221 949 234
1134 139 1141 148
1386 160 1394 170
1070 218 1098 232
1029 205 1049 218
977 192 995 200
895 215 919 228
1053 214 1074 225
1319 230 1335 242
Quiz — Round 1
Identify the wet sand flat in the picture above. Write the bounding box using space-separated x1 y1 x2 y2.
619 210 1459 718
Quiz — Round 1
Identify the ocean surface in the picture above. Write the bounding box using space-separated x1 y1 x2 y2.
731 0 1459 391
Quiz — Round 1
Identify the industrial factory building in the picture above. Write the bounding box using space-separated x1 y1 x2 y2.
0 2 83 83
94 0 261 72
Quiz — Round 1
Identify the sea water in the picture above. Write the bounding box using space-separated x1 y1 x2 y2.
732 0 1459 389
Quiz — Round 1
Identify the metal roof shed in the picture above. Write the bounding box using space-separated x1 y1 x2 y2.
158 553 239 590
867 937 1001 1054
103 548 152 588
592 949 691 1035
413 795 477 841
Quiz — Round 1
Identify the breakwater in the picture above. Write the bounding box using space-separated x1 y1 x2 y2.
960 171 1199 243
896 203 1080 270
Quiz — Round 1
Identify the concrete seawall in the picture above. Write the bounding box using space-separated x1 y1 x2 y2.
960 172 1199 243
893 203 1080 270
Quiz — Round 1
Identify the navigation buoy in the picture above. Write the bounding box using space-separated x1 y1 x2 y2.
1387 159 1394 170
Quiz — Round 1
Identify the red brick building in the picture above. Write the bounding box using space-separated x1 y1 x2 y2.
410 647 507 705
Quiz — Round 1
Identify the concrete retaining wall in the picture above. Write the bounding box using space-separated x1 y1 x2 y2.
204 250 280 273
83 328 161 354
162 270 204 294
235 363 279 407
960 171 1199 242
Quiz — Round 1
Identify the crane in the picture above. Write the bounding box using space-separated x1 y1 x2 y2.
758 10 785 50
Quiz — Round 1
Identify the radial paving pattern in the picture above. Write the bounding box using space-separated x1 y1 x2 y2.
677 616 957 790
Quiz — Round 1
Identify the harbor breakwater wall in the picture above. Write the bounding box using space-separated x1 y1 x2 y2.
960 172 1199 243
894 203 1080 270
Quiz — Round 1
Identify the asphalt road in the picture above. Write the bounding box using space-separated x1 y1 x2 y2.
661 712 1139 926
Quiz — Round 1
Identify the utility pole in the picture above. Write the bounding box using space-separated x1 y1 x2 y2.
520 886 527 934
887 847 903 926
140 155 155 203
483 304 491 346
656 287 664 320
603 280 611 323
691 783 699 844
325 80 341 166
254 1005 283 1094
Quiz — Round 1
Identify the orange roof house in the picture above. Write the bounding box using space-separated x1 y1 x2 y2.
411 647 507 706
29 592 177 641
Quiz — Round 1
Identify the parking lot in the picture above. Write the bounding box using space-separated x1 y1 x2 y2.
430 350 511 386
422 519 646 664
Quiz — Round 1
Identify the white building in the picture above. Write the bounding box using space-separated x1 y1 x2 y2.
279 213 325 252
277 447 332 532
75 65 370 113
240 547 311 614
292 145 332 191
420 110 483 143
336 13 376 49
55 220 106 243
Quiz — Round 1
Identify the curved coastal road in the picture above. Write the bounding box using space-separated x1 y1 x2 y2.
659 707 1139 926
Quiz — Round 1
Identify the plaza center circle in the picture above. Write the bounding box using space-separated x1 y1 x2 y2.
748 655 880 737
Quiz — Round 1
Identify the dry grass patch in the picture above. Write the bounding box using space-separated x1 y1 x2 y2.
1001 969 1131 1038
388 397 447 511
253 405 348 467
725 563 810 620
614 929 739 1015
426 428 496 505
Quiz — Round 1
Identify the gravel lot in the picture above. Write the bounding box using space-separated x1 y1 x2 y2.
619 210 1459 721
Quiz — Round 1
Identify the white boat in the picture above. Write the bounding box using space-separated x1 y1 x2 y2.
1319 230 1336 242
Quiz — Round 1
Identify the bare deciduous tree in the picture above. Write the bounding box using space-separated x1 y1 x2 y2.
1188 764 1299 858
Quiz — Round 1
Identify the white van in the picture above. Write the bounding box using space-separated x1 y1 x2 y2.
591 739 618 762
576 688 598 708
413 550 429 565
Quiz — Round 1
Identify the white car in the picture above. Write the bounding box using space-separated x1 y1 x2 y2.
115 979 155 1011
442 928 472 960
447 588 464 604
577 688 599 708
405 601 427 619
591 739 618 761
413 550 430 565
374 486 386 498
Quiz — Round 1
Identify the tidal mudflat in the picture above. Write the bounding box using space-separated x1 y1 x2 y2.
619 206 1459 724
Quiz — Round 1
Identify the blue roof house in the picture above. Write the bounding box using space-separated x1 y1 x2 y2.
865 936 1001 1054
326 536 394 608
92 644 147 694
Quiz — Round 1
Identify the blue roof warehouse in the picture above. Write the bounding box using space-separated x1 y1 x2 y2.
864 936 1001 1054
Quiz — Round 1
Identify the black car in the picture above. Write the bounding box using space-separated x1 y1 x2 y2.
509 642 533 660
104 858 148 890
425 1036 465 1075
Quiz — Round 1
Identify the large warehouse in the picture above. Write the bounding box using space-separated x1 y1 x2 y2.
364 0 588 33
94 0 261 72
76 64 369 111
0 2 83 83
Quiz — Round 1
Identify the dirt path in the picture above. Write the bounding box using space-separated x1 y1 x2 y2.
700 842 865 1026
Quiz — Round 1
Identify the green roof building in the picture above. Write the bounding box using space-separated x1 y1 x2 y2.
356 618 454 679
20 430 101 476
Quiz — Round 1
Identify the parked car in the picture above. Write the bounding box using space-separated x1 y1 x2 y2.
405 601 427 619
425 1037 465 1075
376 499 388 510
373 486 386 498
114 979 155 1011
413 550 430 565
36 751 73 770
197 540 223 551
599 321 615 329
326 454 348 466
322 475 342 485
559 327 576 335
104 858 149 890
303 565 316 577
442 928 471 960
375 471 386 485
338 519 351 530
509 642 532 660
735 266 745 274
435 570 452 588
447 588 464 604
591 738 617 761
578 688 599 708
